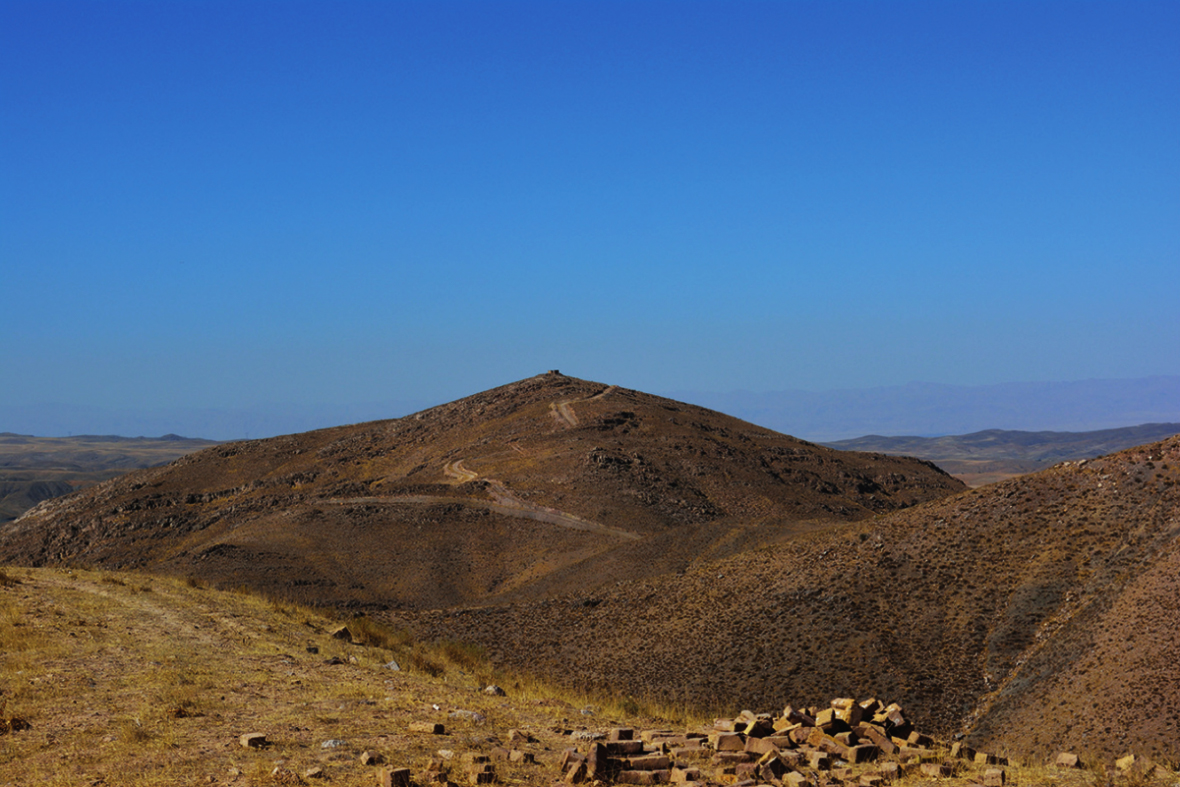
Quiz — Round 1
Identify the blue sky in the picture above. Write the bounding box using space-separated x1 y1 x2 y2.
3 0 1178 435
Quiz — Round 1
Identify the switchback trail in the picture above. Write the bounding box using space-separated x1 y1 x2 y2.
549 385 617 429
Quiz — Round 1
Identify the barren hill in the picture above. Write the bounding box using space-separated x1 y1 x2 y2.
390 436 1180 763
0 373 962 611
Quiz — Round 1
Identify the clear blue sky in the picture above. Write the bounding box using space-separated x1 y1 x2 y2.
3 0 1178 429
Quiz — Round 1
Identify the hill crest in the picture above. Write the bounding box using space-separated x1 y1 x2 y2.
0 373 963 611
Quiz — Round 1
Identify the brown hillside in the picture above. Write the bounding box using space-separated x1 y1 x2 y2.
388 436 1180 764
0 373 962 611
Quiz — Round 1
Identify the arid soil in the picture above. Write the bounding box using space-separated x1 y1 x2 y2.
389 437 1180 763
0 373 962 611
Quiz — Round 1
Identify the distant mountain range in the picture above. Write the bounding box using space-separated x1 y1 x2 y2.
670 375 1180 441
824 422 1180 486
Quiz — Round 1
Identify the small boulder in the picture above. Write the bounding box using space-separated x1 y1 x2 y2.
483 684 506 697
239 732 268 749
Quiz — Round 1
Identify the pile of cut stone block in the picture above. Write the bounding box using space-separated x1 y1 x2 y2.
560 697 1012 786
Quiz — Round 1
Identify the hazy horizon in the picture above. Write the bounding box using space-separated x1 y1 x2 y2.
5 373 1179 443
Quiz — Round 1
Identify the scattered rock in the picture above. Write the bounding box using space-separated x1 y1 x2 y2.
379 767 412 787
385 660 401 671
448 710 486 724
239 732 268 749
303 766 325 779
483 684 506 697
360 750 385 765
330 624 352 640
410 722 446 735
320 739 347 749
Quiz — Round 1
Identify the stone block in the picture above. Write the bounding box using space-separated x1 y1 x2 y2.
949 742 975 760
626 754 671 771
906 731 933 749
1055 752 1081 769
610 728 636 741
845 744 878 764
239 732 268 749
670 767 700 783
409 722 445 735
379 768 413 787
508 750 534 765
745 736 779 756
715 733 746 752
360 751 386 765
757 754 789 781
783 772 808 787
983 767 1005 787
616 770 662 784
607 740 647 756
919 763 950 778
862 725 896 755
809 752 831 771
734 762 758 779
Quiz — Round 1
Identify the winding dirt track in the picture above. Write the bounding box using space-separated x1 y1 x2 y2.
330 493 640 541
549 385 616 429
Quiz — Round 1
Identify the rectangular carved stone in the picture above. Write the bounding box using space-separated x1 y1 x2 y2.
626 755 671 771
616 770 661 785
845 744 878 763
715 733 746 752
409 722 445 735
606 741 646 756
983 768 1006 787
744 736 779 756
379 768 412 787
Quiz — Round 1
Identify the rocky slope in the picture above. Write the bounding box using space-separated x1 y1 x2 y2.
389 436 1180 762
0 372 962 610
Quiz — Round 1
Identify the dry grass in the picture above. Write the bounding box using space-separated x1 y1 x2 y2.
0 567 712 787
2 566 1176 787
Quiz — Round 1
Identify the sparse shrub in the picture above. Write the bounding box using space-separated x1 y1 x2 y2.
405 648 446 678
117 717 151 744
620 696 640 716
0 570 20 587
346 616 412 650
100 574 126 586
437 639 485 671
183 576 207 589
